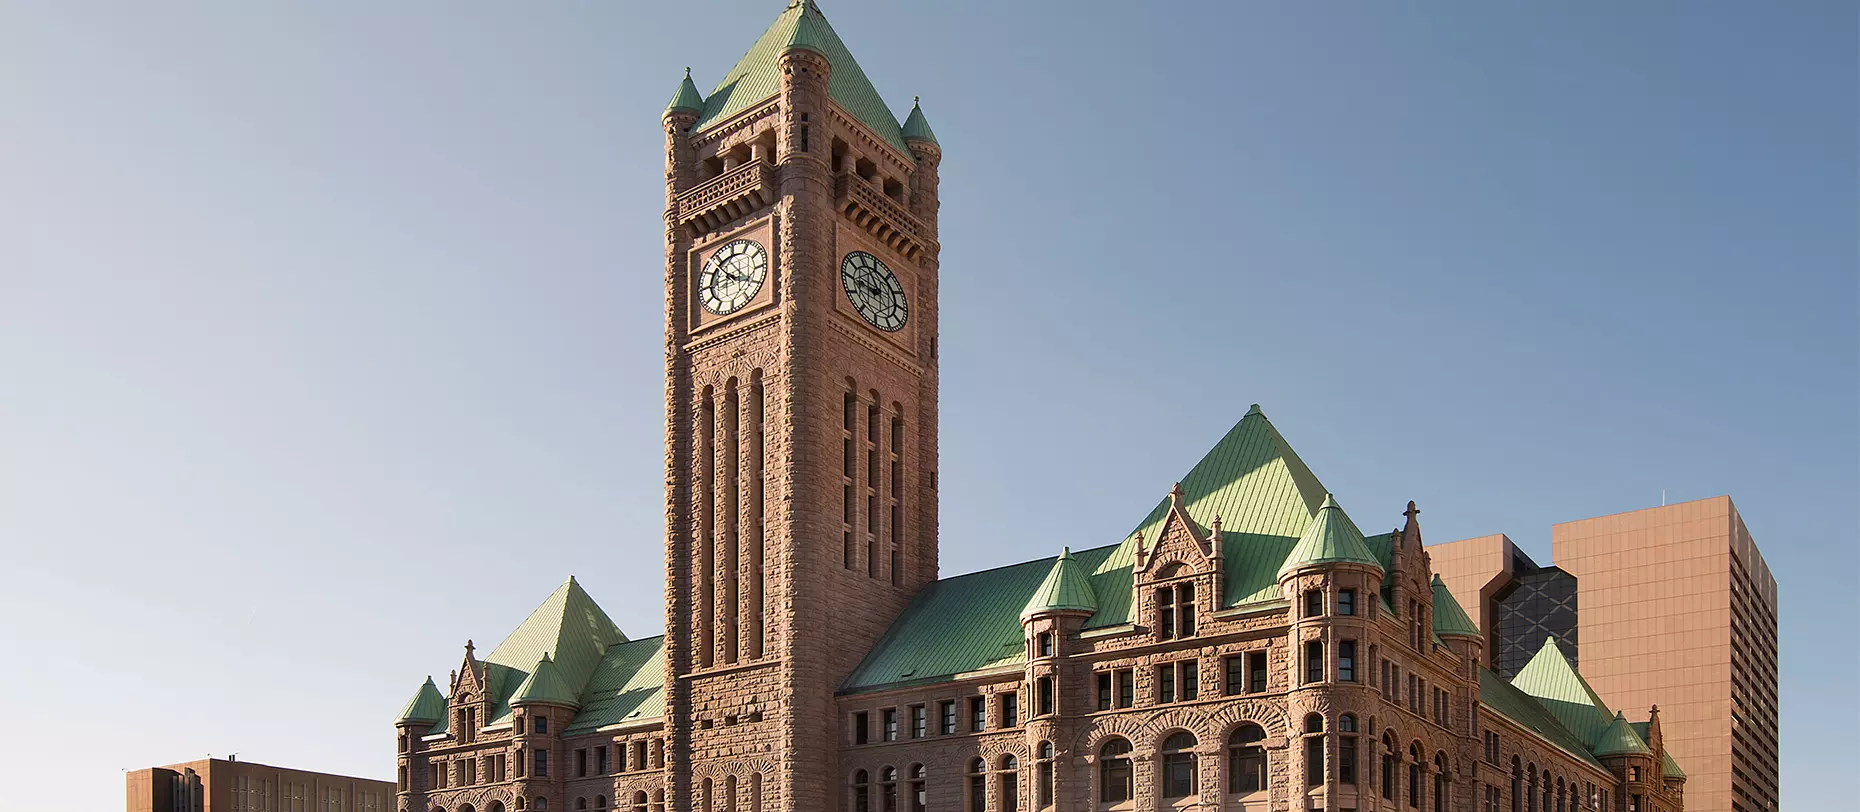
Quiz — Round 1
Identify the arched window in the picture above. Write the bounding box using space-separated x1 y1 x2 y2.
1227 725 1266 794
576 799 587 811
1098 738 1133 804
999 755 1020 812
1540 772 1552 812
968 758 987 812
1304 715 1325 787
1556 777 1567 812
1160 732 1198 799
535 800 549 812
1511 758 1522 812
652 789 665 812
595 797 606 810
1035 742 1055 808
1433 752 1449 812
1409 744 1424 808
1526 762 1537 812
632 791 648 812
1381 732 1399 801
853 769 871 812
752 773 764 812
516 799 525 811
726 776 738 812
1339 715 1359 786
908 764 926 812
880 767 898 812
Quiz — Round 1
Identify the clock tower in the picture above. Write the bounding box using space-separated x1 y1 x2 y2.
658 2 941 809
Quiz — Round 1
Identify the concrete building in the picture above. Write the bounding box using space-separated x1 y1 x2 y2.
126 757 393 812
390 3 1696 811
1429 535 1579 679
1432 497 1779 812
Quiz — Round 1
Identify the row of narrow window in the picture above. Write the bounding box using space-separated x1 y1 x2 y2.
412 738 664 791
1504 757 1611 812
697 373 766 668
851 694 1015 744
841 382 904 586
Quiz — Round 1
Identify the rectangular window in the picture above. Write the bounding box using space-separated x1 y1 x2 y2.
939 700 957 735
596 746 608 775
1156 586 1175 639
1305 735 1323 785
1097 672 1113 710
1036 676 1054 716
969 696 987 732
1340 735 1357 785
1180 661 1199 701
1305 589 1324 618
1382 660 1392 701
1304 640 1324 684
430 763 442 787
514 751 524 779
1249 651 1268 693
632 741 647 771
1340 640 1357 682
533 750 547 779
1177 582 1196 636
854 711 869 745
1116 668 1134 708
575 748 587 777
1158 664 1176 704
882 708 898 742
533 716 547 735
910 704 927 739
1339 588 1356 616
1224 656 1245 695
1000 692 1018 727
1037 632 1054 657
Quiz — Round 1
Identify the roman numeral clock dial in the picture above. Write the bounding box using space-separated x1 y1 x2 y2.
698 239 768 316
840 251 908 332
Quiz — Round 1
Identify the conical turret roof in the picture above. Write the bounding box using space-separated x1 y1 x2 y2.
691 0 908 152
510 654 579 707
396 676 446 725
1431 574 1481 637
901 98 938 146
1277 494 1381 579
666 67 705 115
1593 711 1654 757
1020 548 1099 621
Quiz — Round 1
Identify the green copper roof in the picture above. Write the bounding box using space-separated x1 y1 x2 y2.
482 576 626 723
666 68 705 115
565 636 667 734
1630 723 1687 778
510 655 578 707
1020 548 1099 620
1431 574 1482 637
1593 711 1653 757
692 0 908 153
1510 638 1616 748
1277 494 1381 579
396 677 446 725
846 405 1342 691
1477 667 1605 769
901 99 937 146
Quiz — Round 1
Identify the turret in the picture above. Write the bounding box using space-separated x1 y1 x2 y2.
1018 548 1097 811
393 676 446 798
902 97 941 231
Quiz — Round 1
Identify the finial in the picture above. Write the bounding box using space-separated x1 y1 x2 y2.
1404 500 1420 520
1246 403 1262 416
464 639 475 656
1169 481 1185 506
685 66 691 78
913 95 921 107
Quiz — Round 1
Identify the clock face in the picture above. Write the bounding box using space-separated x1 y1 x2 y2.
840 251 908 332
698 239 768 316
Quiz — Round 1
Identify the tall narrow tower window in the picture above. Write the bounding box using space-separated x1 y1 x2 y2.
698 388 716 668
747 370 765 658
721 380 740 664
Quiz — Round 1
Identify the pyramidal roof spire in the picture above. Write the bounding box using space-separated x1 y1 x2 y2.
1020 547 1100 621
510 653 579 707
666 66 705 116
396 676 446 725
902 96 938 146
691 0 908 152
1278 494 1382 579
1431 574 1481 638
1593 711 1654 757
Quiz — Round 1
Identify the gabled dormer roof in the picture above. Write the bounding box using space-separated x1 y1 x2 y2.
1593 711 1653 757
396 677 446 725
1020 548 1099 621
692 0 908 153
1277 494 1381 579
510 654 578 708
666 67 705 115
1431 574 1482 637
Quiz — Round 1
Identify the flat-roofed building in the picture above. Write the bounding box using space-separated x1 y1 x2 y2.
126 757 392 812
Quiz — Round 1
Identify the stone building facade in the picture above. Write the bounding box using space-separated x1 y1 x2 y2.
391 3 1691 812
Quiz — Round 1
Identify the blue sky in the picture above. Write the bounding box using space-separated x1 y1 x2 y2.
1 2 1851 809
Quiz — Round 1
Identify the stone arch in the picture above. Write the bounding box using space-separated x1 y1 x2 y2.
1207 701 1287 742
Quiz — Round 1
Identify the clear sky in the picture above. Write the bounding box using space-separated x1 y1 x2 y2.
2 1 1852 808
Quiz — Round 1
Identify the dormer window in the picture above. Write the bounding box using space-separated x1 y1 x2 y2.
1156 582 1196 639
